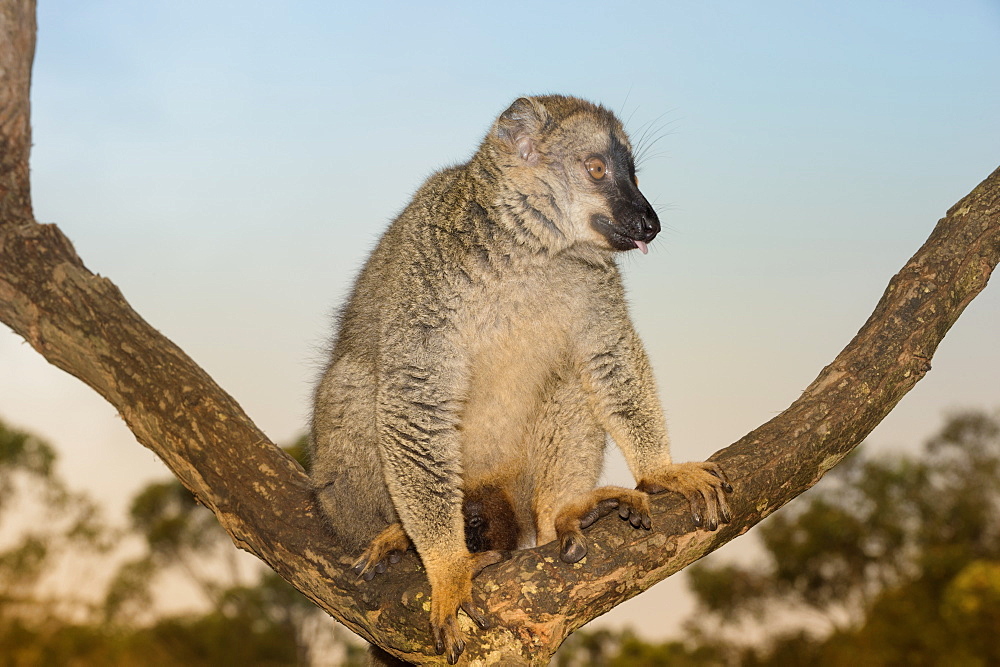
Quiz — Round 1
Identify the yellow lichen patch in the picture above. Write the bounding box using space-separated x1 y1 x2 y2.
303 548 322 561
808 368 847 394
819 451 846 473
479 578 501 593
647 533 669 550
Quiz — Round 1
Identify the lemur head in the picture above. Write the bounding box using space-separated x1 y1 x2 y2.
485 95 660 255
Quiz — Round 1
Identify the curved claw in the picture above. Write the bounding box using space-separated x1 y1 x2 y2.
431 607 464 664
561 531 588 563
432 593 493 663
618 502 652 529
353 549 407 581
707 464 734 493
432 615 465 665
461 588 492 630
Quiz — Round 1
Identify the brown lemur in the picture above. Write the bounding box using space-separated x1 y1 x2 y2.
310 95 733 663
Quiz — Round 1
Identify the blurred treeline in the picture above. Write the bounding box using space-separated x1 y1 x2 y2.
0 426 365 666
2 409 1000 666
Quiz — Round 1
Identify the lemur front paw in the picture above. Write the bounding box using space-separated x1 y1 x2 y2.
637 461 733 531
554 486 653 563
352 523 412 581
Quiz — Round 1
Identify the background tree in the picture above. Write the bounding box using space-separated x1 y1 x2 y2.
104 437 312 625
0 421 366 665
684 408 1000 665
0 418 111 663
2 1 999 662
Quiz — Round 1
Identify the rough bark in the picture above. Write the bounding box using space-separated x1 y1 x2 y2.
1 2 999 663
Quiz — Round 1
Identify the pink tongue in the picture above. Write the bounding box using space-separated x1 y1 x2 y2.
634 240 648 254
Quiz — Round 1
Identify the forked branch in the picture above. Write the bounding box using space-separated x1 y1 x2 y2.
1 2 998 663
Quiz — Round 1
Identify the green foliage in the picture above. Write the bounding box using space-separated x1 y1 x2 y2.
0 417 55 479
129 481 211 551
97 440 339 662
0 535 47 587
685 408 1000 665
0 417 57 521
555 627 726 667
0 425 356 665
0 418 109 624
284 433 310 471
941 560 1000 660
103 556 156 623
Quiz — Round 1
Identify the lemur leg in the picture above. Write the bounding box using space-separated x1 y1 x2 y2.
525 367 685 563
548 463 734 564
526 369 609 552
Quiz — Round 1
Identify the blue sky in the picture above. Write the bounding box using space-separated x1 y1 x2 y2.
5 0 1000 639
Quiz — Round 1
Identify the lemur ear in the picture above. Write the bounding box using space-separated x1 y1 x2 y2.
495 97 550 165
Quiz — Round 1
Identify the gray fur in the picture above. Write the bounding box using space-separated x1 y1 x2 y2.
310 95 730 661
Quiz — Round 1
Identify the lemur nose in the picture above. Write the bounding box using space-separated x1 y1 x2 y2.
637 207 660 241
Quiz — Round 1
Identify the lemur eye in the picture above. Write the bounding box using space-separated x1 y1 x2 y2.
585 156 607 181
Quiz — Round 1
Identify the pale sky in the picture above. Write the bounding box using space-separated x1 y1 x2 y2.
3 0 1000 640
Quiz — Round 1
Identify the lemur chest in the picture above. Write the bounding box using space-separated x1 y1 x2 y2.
454 273 583 475
460 271 576 387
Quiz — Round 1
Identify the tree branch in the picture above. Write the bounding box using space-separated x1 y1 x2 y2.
1 1 998 662
0 0 34 227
